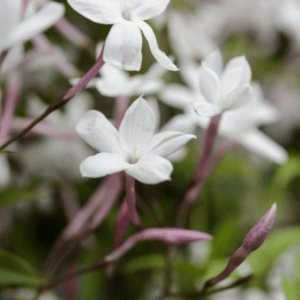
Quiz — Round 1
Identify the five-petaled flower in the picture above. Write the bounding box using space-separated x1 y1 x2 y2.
67 0 178 71
192 50 253 117
76 97 195 184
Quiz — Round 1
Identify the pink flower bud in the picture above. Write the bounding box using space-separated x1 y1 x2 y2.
243 203 277 252
206 204 277 287
105 228 212 263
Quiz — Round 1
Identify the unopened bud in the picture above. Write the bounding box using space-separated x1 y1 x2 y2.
243 203 277 252
206 204 277 288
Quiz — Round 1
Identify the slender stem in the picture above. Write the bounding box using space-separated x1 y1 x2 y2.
54 18 95 56
43 174 122 278
0 46 106 150
125 175 142 228
175 114 222 228
162 274 253 299
113 96 131 128
45 259 108 291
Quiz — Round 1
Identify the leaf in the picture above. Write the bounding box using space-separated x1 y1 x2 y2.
125 254 166 273
210 215 242 259
282 276 300 300
0 248 46 287
0 269 46 286
0 184 45 208
0 248 37 275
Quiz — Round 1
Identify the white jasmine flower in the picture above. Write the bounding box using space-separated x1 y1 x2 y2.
192 50 253 117
76 97 195 184
21 92 94 180
67 0 177 71
0 0 65 53
160 61 287 164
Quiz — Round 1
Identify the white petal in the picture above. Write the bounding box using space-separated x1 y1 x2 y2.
119 97 156 154
148 131 196 157
2 2 65 50
128 0 170 20
135 20 178 71
95 64 130 96
223 84 252 111
224 56 252 85
238 130 288 164
76 110 122 154
80 153 130 178
203 49 223 75
126 155 173 184
103 22 142 71
221 56 252 97
160 84 194 111
0 0 21 51
67 0 123 24
192 100 221 117
198 62 220 104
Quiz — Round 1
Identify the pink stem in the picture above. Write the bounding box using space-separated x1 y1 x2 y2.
113 96 131 129
113 200 131 248
0 45 105 150
32 34 79 78
88 174 124 231
65 265 77 300
54 18 95 56
43 174 123 278
125 175 142 227
0 72 21 145
60 183 81 222
176 113 222 227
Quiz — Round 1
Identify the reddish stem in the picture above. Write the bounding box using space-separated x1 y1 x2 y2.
0 46 106 150
176 113 222 227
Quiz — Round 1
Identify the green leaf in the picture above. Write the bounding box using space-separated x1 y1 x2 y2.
79 249 105 300
125 254 166 273
282 276 300 300
0 248 37 275
0 184 45 208
248 227 300 278
0 248 46 287
0 268 46 286
210 215 242 259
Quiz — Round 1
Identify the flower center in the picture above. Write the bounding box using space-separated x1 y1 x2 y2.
122 8 131 21
131 147 138 163
218 98 225 108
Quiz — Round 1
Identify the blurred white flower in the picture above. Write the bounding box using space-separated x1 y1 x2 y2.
271 0 300 50
0 288 58 300
192 50 253 117
21 92 94 180
266 79 300 143
76 97 195 184
67 0 177 71
160 60 287 164
168 8 217 63
0 0 64 53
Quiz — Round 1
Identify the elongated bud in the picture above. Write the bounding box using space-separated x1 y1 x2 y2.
243 203 277 251
206 204 277 287
105 228 212 263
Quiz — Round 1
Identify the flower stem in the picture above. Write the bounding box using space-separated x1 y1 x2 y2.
175 113 222 228
125 175 143 228
0 45 106 150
